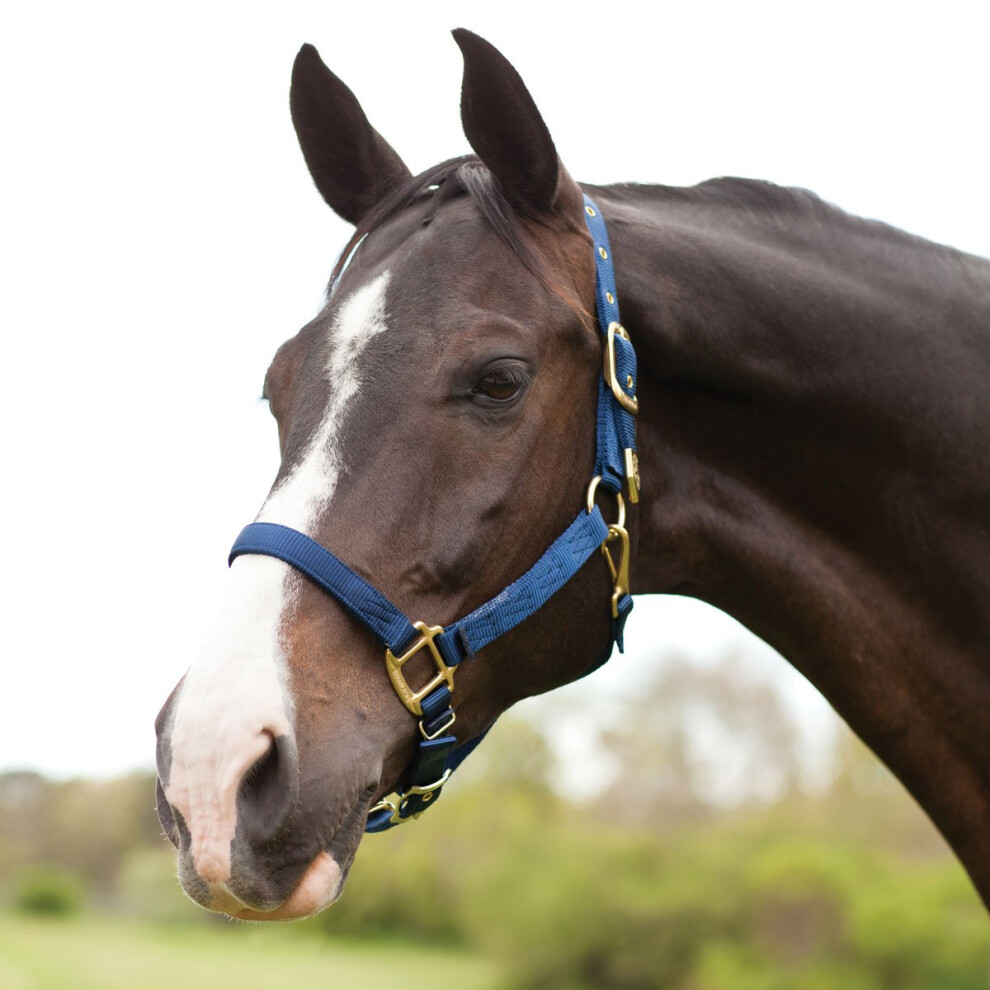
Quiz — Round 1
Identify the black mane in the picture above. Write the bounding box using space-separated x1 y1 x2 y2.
606 175 983 265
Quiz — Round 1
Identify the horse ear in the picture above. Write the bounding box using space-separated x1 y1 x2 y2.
452 29 564 218
290 44 412 225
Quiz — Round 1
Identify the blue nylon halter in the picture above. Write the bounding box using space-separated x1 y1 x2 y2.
229 194 639 831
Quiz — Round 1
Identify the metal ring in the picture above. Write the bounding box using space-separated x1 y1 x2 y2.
586 476 626 530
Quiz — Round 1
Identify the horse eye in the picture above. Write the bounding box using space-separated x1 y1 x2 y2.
472 371 523 403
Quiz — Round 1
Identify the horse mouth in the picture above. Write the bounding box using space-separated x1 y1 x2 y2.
199 851 343 922
170 780 377 921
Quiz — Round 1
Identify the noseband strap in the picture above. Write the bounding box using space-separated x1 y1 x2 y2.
231 508 610 667
228 194 639 831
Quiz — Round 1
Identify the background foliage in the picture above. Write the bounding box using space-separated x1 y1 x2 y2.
1 653 985 989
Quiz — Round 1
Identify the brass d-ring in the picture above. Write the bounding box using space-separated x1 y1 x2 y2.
586 475 626 530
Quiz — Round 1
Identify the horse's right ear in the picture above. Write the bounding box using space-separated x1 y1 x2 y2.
453 29 571 219
290 44 412 225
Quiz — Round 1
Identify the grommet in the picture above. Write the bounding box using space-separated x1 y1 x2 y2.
626 375 634 389
606 292 615 305
585 205 596 217
599 247 608 260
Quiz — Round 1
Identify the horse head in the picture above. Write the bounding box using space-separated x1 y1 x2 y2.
155 31 628 920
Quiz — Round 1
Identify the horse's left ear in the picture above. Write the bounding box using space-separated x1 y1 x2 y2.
453 30 573 218
290 44 412 225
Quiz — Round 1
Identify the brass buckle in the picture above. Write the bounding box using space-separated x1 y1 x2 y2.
385 621 455 717
602 524 631 618
604 322 639 415
369 769 453 826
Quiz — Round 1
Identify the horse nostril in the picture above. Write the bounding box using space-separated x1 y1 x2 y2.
241 732 280 802
237 732 299 842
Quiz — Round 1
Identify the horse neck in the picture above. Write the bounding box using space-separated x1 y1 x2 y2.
597 181 990 907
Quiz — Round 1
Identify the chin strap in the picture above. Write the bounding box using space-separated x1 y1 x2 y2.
228 193 639 831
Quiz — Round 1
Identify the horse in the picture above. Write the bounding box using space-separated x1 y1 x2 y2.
155 29 990 921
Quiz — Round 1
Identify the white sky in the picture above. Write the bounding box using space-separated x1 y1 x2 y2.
1 1 987 779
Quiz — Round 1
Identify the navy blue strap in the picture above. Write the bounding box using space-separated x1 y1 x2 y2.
230 509 610 668
583 194 638 495
365 720 493 832
434 507 610 666
229 522 419 653
612 592 634 652
365 734 456 832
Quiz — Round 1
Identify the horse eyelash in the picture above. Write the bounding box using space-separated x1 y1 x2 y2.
472 359 530 382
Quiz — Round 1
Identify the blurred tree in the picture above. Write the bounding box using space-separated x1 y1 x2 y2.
0 661 984 989
0 772 50 879
11 863 85 916
452 713 556 798
591 654 803 824
0 771 160 894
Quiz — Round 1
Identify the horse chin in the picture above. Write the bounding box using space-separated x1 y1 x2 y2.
191 851 344 922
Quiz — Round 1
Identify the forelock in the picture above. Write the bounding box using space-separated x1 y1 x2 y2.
327 156 546 290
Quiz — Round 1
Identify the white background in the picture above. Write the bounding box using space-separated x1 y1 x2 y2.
2 1 987 778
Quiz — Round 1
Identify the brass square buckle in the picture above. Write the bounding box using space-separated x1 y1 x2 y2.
604 322 639 415
385 621 455 717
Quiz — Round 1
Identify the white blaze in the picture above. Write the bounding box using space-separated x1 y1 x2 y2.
166 271 391 886
260 271 391 529
166 555 292 882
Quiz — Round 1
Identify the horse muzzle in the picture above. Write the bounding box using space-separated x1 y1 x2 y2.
154 702 374 919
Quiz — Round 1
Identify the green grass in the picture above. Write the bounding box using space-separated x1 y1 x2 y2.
0 914 504 990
